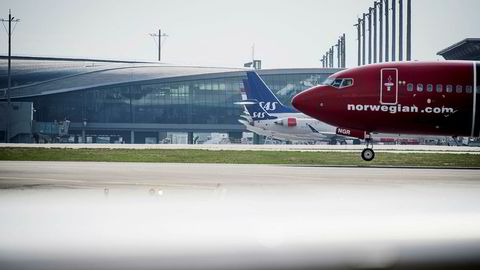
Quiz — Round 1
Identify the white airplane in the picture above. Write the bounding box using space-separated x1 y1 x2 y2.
236 100 331 141
237 101 283 140
237 71 345 143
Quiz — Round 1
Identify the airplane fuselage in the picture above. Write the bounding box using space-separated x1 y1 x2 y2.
292 61 480 138
252 115 337 140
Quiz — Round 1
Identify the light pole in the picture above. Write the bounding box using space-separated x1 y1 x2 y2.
392 0 396 61
385 0 389 62
406 0 411 60
149 29 168 61
330 46 335 67
373 3 378 63
325 51 328 67
342 33 346 68
379 0 383 63
336 39 341 68
355 18 361 66
362 13 366 65
1 9 20 143
368 8 372 64
399 0 404 61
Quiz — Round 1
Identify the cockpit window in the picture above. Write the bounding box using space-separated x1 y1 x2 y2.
331 79 342 88
340 79 354 88
324 78 354 89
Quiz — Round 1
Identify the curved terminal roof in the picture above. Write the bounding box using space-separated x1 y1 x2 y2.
437 38 480 60
0 56 340 99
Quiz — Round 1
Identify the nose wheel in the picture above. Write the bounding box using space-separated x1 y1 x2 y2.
361 135 375 161
361 148 375 161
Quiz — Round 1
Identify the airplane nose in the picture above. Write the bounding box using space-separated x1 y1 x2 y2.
292 88 318 117
291 93 300 110
292 91 308 111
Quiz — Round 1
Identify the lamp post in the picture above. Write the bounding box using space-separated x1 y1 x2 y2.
379 0 383 62
385 0 389 62
342 33 346 67
149 29 168 61
336 39 341 68
392 0 396 61
406 0 411 60
368 8 372 64
1 10 20 143
355 18 361 66
399 0 404 61
362 13 366 65
330 46 335 67
373 3 378 63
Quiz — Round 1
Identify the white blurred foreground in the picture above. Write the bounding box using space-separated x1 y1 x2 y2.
0 162 480 269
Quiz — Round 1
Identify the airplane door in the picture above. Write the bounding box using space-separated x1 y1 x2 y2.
380 68 398 105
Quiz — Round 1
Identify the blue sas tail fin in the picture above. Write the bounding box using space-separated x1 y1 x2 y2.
235 99 277 122
246 102 277 121
245 71 297 114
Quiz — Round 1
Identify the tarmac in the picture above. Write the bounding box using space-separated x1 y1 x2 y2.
1 161 479 190
1 161 480 269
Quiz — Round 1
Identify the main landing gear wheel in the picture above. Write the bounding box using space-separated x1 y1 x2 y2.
361 134 375 161
361 148 375 161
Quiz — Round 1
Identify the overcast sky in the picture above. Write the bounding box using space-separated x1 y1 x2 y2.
1 0 479 69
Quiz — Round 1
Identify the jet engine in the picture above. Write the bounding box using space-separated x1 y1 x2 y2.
274 117 297 127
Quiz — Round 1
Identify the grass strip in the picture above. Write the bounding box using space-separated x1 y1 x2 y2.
0 147 479 168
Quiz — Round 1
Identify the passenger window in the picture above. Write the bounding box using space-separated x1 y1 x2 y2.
340 79 353 88
466 85 473 94
407 83 413 92
436 84 443 93
456 85 462 93
446 85 453 93
417 84 423 92
427 84 433 92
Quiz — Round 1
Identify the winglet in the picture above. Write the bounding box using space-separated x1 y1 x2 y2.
306 123 319 133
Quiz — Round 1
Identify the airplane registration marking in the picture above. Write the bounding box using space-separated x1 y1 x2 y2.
337 128 351 135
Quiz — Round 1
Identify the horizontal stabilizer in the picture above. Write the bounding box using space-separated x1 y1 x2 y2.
234 99 259 105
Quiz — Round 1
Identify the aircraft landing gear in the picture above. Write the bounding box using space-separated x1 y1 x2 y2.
361 135 375 162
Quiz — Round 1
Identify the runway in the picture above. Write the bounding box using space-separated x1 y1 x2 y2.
1 161 480 270
1 161 479 190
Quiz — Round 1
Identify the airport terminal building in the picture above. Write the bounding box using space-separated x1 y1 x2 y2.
0 56 339 143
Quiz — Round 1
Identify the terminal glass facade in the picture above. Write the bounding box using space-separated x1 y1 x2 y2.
20 73 328 125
